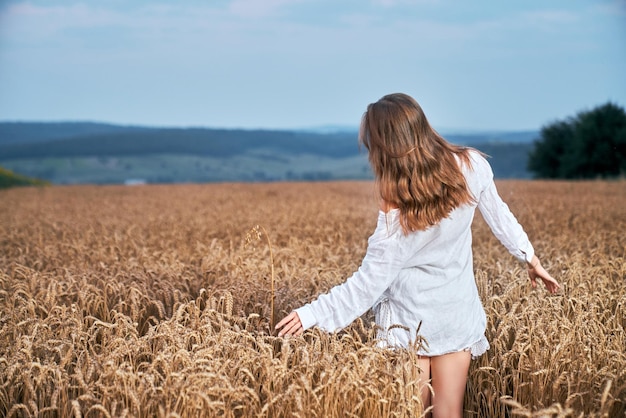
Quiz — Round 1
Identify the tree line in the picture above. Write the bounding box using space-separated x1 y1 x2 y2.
528 102 626 179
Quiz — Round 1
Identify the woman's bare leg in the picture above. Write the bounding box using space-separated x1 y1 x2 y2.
430 350 471 418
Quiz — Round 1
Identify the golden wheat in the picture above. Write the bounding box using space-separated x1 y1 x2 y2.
1 180 624 417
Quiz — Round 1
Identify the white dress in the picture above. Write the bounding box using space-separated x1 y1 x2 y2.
295 151 534 358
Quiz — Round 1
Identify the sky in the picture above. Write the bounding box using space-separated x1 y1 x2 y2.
0 0 625 132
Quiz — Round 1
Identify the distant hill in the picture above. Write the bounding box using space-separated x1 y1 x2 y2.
0 123 360 159
302 126 539 145
0 122 536 184
0 121 151 145
444 130 538 145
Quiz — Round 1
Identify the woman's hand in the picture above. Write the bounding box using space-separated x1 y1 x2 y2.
527 256 560 294
275 311 304 337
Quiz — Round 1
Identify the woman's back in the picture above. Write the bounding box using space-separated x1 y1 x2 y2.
374 150 492 355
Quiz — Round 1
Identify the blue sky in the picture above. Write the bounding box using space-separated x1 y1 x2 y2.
0 0 624 131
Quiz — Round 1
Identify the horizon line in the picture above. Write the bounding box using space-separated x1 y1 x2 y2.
0 119 541 134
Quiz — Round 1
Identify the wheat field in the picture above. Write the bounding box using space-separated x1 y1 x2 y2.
1 180 625 417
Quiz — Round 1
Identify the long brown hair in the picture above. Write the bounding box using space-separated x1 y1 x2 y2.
359 93 475 234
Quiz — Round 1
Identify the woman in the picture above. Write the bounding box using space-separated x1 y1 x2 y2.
275 93 560 417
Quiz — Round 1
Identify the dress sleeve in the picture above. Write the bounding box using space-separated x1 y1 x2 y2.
475 156 535 264
295 210 407 332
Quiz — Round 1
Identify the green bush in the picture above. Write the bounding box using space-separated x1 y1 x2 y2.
0 166 50 189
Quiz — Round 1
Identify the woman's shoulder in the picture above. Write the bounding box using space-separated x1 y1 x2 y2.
462 148 493 178
459 148 494 197
465 148 488 166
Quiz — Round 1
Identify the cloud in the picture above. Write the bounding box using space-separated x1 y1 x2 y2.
0 2 134 44
0 0 587 63
227 0 307 19
0 2 228 49
370 0 439 7
597 0 626 16
2 2 122 26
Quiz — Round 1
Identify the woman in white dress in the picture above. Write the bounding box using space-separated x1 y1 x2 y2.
275 93 560 417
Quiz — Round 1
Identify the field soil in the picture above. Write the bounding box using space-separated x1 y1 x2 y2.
1 180 625 417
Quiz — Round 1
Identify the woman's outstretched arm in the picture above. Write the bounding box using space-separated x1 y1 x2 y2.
276 209 409 337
